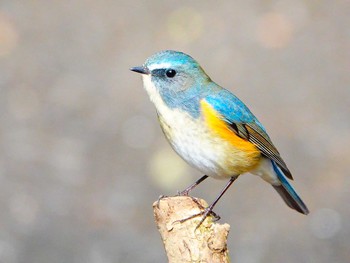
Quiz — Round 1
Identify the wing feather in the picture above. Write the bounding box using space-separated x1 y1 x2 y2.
229 122 293 180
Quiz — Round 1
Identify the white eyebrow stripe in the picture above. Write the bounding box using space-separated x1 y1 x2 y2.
147 62 172 71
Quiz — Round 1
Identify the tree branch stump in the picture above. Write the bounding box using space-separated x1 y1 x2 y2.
153 196 231 263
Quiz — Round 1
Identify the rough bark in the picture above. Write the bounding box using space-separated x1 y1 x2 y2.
153 196 231 263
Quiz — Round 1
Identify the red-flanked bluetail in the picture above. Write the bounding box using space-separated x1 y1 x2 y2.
131 50 309 226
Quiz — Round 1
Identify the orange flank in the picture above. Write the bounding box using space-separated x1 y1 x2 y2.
200 100 261 172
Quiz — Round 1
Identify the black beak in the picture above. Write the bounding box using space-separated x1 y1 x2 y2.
130 66 150 75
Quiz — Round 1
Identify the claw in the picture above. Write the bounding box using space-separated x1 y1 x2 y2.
156 195 168 208
177 189 190 196
177 204 220 230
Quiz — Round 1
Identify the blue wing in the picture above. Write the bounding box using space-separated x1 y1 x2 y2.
205 89 259 125
204 88 293 180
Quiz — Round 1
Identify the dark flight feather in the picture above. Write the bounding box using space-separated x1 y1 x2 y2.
228 122 293 180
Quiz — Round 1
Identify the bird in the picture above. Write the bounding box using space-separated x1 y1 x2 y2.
130 50 309 226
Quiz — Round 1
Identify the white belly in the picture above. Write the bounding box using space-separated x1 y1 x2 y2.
158 111 231 179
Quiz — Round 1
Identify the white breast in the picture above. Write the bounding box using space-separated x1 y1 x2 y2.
142 75 231 179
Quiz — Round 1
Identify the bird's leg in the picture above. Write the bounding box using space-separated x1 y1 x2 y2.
158 175 209 208
179 175 239 229
177 175 209 196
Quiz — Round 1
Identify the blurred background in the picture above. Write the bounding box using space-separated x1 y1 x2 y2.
0 0 349 262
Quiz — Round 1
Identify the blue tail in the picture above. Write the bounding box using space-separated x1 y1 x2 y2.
272 162 309 215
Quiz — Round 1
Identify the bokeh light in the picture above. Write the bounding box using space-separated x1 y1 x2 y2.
149 146 191 191
256 12 294 49
49 136 87 186
0 13 18 57
166 7 204 45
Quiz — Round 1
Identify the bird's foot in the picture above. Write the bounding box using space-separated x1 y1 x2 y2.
156 195 168 208
177 189 190 196
177 204 220 230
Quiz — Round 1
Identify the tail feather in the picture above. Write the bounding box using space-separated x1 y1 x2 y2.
272 162 309 215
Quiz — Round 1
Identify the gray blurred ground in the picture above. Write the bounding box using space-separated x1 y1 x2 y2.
0 0 349 262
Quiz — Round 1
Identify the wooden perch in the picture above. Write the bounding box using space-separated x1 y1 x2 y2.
153 196 231 263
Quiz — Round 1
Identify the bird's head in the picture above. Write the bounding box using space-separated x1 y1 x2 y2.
131 50 210 107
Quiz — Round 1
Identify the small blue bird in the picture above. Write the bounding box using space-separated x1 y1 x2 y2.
131 50 309 225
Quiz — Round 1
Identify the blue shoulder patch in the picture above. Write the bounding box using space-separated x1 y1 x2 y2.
204 89 267 132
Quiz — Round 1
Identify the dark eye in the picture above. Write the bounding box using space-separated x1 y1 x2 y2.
165 69 176 78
